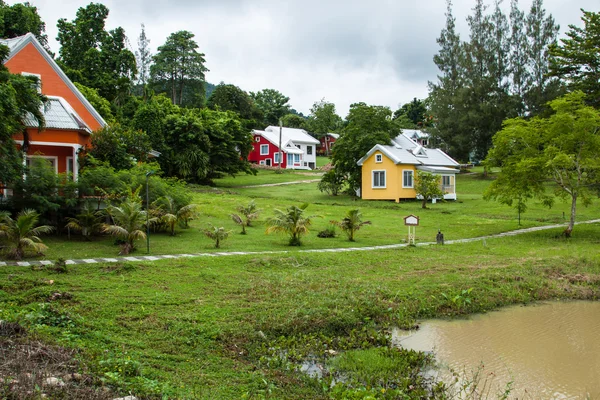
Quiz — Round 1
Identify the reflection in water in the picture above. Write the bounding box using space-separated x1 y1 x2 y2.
392 301 600 399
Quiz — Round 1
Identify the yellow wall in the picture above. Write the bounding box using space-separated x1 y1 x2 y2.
361 152 417 202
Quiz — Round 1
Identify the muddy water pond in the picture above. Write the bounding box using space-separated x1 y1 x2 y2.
392 301 600 399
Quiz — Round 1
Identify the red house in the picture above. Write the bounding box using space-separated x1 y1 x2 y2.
1 33 106 195
318 133 339 155
248 126 320 170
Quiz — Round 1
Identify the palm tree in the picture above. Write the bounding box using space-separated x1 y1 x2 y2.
332 209 371 242
0 209 54 260
203 225 230 248
154 196 199 235
65 202 103 241
237 200 260 227
102 200 147 254
230 213 247 234
265 203 318 246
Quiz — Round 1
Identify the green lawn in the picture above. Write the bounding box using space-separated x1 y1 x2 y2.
1 225 599 398
28 170 599 261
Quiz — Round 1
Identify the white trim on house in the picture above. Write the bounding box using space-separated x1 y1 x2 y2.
274 152 280 164
260 144 269 155
26 155 58 174
21 72 42 93
372 170 386 189
402 169 414 188
375 153 383 163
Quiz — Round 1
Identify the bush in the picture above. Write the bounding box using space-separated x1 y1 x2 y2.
318 169 345 196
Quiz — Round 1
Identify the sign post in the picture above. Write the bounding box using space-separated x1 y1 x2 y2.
403 215 419 245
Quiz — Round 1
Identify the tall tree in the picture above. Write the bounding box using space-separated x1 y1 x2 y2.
549 10 600 108
207 83 262 127
0 1 48 49
524 0 561 115
250 88 291 127
508 0 529 115
393 98 427 127
280 113 306 129
0 44 45 185
150 30 208 107
135 23 152 96
56 3 137 103
331 103 397 191
306 98 342 137
485 91 600 237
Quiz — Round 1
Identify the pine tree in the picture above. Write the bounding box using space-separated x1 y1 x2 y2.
135 23 152 96
509 0 530 115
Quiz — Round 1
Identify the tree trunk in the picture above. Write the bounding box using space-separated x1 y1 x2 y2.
422 197 428 209
564 193 577 238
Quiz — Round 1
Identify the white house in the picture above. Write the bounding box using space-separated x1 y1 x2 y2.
249 126 320 170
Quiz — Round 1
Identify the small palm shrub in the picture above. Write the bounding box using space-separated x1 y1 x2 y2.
237 200 260 227
65 202 103 241
0 210 54 260
332 209 371 242
317 224 337 238
265 203 318 246
203 225 230 248
102 200 147 254
230 214 248 234
152 196 199 236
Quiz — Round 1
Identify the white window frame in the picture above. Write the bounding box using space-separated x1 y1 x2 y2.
375 154 383 163
26 155 58 174
307 146 313 155
255 136 260 142
259 160 265 165
66 156 74 175
293 154 300 163
402 170 414 188
260 144 269 155
442 175 451 186
21 72 42 93
372 170 386 189
274 152 280 164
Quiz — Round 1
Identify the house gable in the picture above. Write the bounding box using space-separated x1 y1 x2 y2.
3 34 105 131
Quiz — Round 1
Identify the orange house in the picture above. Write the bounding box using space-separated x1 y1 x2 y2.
1 33 106 189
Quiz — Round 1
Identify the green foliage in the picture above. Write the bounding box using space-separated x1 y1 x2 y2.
415 171 443 209
152 196 199 235
65 202 103 241
549 10 600 108
207 83 262 127
317 224 337 238
331 103 397 191
74 82 113 122
250 89 291 127
230 213 247 235
203 224 230 248
0 2 48 49
306 98 342 137
393 97 428 127
485 91 600 237
87 124 152 170
56 3 137 103
102 200 147 255
236 200 261 227
331 209 371 242
151 30 208 107
318 169 345 196
280 113 306 129
265 203 318 246
0 209 54 260
10 158 78 222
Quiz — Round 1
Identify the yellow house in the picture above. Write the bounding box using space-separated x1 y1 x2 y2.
357 133 459 203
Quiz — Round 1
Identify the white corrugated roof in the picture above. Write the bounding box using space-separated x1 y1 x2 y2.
401 129 430 140
264 126 320 144
327 132 340 139
24 96 90 132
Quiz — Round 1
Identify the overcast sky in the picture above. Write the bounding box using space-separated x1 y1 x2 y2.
10 0 597 116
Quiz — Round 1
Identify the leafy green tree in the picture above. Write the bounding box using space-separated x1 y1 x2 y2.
485 91 600 237
280 113 307 129
415 171 443 209
509 0 529 116
87 124 152 170
0 209 54 260
318 169 345 196
306 99 342 138
74 82 113 122
0 44 46 186
332 209 371 242
331 103 397 191
265 203 318 246
103 200 147 254
57 3 137 103
0 1 48 49
135 23 152 96
207 83 261 123
549 10 600 108
394 98 427 127
250 89 291 127
203 225 230 248
151 30 208 107
65 202 103 241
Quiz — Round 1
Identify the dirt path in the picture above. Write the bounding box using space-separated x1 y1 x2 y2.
239 179 321 188
2 219 598 267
